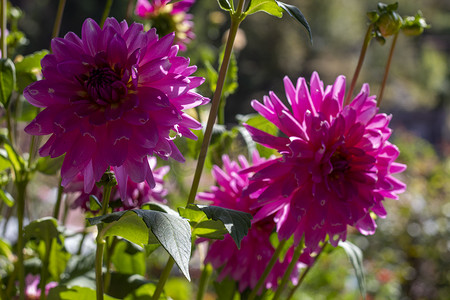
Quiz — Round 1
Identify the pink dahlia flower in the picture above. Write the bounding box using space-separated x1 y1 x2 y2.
197 153 304 292
243 72 406 250
135 0 195 51
24 18 208 193
67 157 169 212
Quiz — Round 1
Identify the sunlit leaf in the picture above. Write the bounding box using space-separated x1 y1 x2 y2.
245 0 283 17
0 189 14 207
339 240 366 300
15 50 48 93
275 1 313 44
88 209 192 281
24 217 59 243
48 285 119 300
179 205 229 240
217 0 232 11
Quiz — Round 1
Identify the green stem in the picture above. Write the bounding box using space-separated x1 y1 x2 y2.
103 236 118 294
196 263 213 300
76 230 87 255
345 24 374 106
51 0 66 39
39 238 53 300
5 110 13 146
126 0 134 22
95 181 114 300
272 240 304 300
1 0 6 58
186 0 246 206
100 0 114 27
16 181 27 300
377 31 399 107
286 243 327 300
152 257 175 300
52 178 64 220
248 239 287 300
95 234 106 300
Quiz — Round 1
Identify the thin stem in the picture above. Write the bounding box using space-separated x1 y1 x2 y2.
1 0 7 58
248 239 287 300
217 96 226 125
186 1 246 206
377 32 399 107
286 243 327 300
126 0 134 22
152 257 175 300
95 181 114 300
51 0 66 39
39 239 53 300
16 181 27 300
76 230 87 255
52 178 64 220
95 235 106 300
5 110 13 146
103 236 118 293
100 0 114 27
272 240 305 300
345 24 374 106
196 263 213 300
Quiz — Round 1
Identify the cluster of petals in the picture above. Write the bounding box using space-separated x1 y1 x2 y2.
24 274 57 299
24 18 208 193
243 72 406 250
197 153 304 292
67 157 169 212
135 0 195 51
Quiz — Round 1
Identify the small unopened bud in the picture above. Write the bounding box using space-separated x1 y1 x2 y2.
377 10 402 37
402 11 430 36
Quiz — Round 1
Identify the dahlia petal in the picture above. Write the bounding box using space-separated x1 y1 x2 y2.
168 140 185 162
24 80 73 107
139 57 171 83
107 33 128 66
356 213 377 235
244 124 289 151
148 74 190 98
309 72 324 111
81 18 101 55
83 161 95 193
61 134 96 186
51 38 83 61
390 162 407 174
56 60 90 79
141 33 175 65
295 77 316 118
138 87 171 110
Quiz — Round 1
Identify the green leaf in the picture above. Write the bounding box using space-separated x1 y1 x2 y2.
198 205 252 249
111 239 146 276
338 241 366 300
0 149 11 172
35 155 64 175
0 135 25 173
245 0 283 17
179 205 228 240
48 285 119 300
217 0 232 11
0 238 12 258
48 240 71 280
88 209 192 281
15 50 49 94
213 277 238 300
124 283 164 300
89 195 102 211
0 189 14 207
275 1 313 44
24 217 60 243
0 58 16 108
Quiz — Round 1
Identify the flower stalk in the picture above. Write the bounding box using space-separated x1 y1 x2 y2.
272 240 304 300
196 263 212 300
152 257 175 300
186 0 246 206
378 31 399 106
94 172 115 300
51 0 66 39
16 180 28 300
100 0 114 27
247 239 287 300
345 23 374 106
286 243 327 300
1 0 6 58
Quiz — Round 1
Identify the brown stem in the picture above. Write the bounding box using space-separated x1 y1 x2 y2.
377 32 399 107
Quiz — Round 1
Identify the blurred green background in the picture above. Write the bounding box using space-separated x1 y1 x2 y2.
8 0 450 299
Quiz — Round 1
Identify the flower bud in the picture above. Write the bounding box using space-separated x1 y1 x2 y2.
377 10 402 37
402 11 430 36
